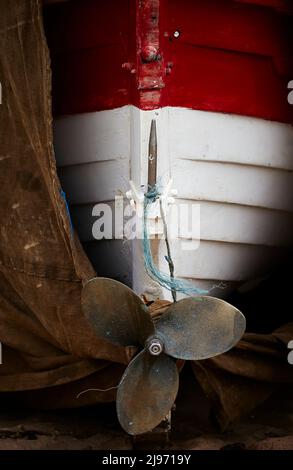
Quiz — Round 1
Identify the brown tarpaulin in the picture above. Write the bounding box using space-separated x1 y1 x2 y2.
0 0 132 400
0 0 292 428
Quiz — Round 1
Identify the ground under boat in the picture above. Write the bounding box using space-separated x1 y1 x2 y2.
44 0 293 300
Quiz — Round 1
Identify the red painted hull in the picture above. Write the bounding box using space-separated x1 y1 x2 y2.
44 0 293 121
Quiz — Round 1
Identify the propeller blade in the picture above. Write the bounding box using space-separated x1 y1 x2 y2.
155 296 246 360
81 278 154 347
117 350 179 435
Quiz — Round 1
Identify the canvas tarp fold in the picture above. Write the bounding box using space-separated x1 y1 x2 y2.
192 322 293 429
0 0 131 394
0 0 292 429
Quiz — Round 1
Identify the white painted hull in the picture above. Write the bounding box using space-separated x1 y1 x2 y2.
54 106 293 300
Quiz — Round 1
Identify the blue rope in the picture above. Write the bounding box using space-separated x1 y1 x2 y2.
143 185 208 297
60 189 73 233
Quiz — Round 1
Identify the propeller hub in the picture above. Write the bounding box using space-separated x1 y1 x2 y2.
146 337 164 356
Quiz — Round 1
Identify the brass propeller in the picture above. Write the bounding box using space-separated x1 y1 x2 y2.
81 277 246 435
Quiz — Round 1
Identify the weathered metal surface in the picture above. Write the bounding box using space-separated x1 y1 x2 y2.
155 296 246 360
81 277 154 348
136 0 164 107
131 409 172 449
81 279 246 434
148 119 157 188
145 336 164 356
116 350 179 435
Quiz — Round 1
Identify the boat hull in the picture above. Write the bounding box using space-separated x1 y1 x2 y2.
54 105 293 299
44 0 293 299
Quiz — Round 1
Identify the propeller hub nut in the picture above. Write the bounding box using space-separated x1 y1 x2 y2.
147 338 164 356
